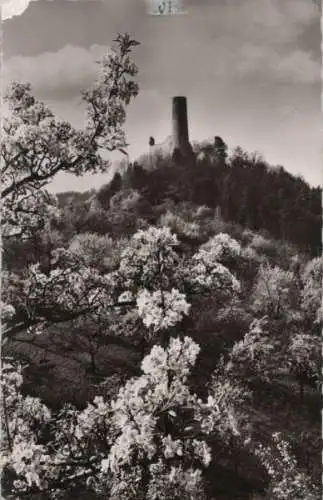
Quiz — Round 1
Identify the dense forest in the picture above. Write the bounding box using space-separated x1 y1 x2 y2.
79 137 320 258
1 34 322 500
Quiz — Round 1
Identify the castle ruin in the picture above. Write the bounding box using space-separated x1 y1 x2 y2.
148 96 195 168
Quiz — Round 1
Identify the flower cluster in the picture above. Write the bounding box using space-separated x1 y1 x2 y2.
1 360 52 492
146 461 207 500
75 396 112 441
99 336 242 498
201 233 242 262
9 439 51 490
22 257 114 317
2 189 60 240
136 288 191 332
119 226 180 287
187 247 240 299
141 336 200 380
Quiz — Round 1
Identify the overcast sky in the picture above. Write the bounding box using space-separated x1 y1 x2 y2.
3 0 321 191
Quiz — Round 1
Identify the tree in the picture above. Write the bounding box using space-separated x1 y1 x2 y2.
1 33 139 238
1 335 249 499
99 336 245 499
68 233 117 272
2 226 320 498
227 317 279 384
251 264 295 320
2 189 60 242
1 32 140 347
96 173 123 209
213 136 228 163
2 224 242 377
107 189 146 237
300 257 323 330
186 235 241 305
287 333 320 400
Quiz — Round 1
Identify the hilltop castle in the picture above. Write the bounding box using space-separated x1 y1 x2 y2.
147 96 195 168
126 96 225 173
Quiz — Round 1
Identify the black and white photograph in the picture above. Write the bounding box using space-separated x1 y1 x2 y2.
0 1 322 498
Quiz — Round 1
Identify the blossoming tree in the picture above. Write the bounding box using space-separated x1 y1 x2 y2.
2 337 248 498
1 33 139 242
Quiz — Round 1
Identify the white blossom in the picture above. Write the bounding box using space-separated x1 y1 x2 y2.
192 439 212 466
136 288 190 331
201 232 242 261
118 290 134 303
187 247 240 297
162 435 183 458
0 301 16 322
119 226 180 287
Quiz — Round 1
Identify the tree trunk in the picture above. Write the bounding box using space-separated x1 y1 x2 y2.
89 351 97 374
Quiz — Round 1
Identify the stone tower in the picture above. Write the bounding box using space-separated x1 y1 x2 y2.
171 96 194 164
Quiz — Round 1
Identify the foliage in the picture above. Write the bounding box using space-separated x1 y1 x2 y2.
2 218 321 498
198 233 242 264
1 336 248 499
251 264 295 319
100 336 243 499
195 136 228 165
1 360 52 491
287 333 321 396
117 141 321 257
158 210 201 242
254 433 320 499
68 233 117 271
300 257 323 326
227 317 279 383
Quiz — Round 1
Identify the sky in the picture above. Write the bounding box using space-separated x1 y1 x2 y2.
2 0 322 191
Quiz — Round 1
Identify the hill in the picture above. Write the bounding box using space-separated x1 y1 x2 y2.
57 139 321 257
3 142 321 499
